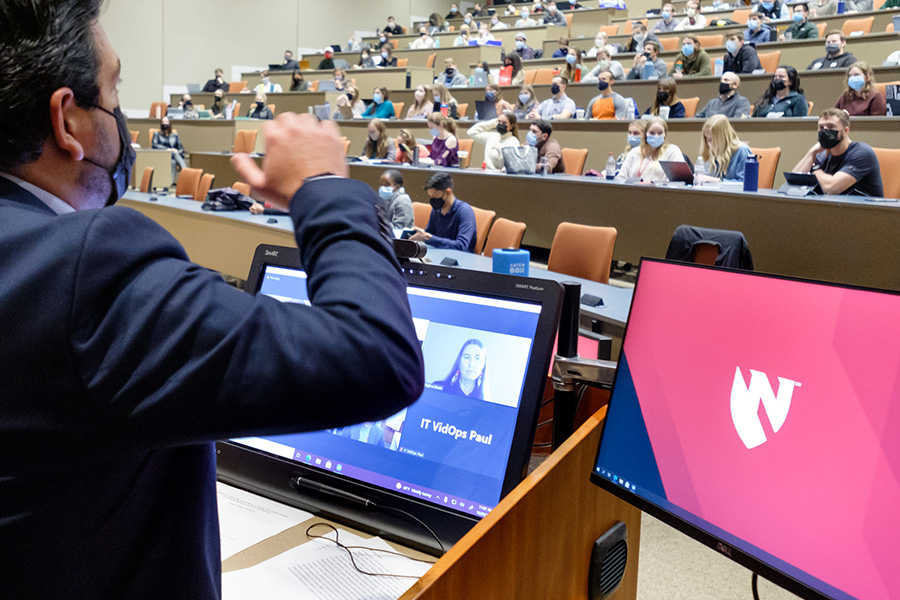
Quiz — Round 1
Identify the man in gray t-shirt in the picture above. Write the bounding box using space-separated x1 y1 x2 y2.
529 75 577 120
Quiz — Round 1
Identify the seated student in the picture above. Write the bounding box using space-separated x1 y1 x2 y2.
422 112 459 167
247 93 274 119
584 48 626 82
378 169 414 230
675 1 708 30
281 49 300 71
489 14 509 29
209 90 227 119
542 3 568 26
253 71 282 95
513 33 536 61
474 61 496 86
529 75 577 120
779 3 817 41
355 49 375 69
435 58 469 88
502 53 527 87
653 4 679 32
807 31 857 71
453 24 471 47
378 46 398 68
587 71 629 120
395 129 429 164
446 3 460 19
551 37 570 59
410 172 477 253
526 119 567 174
407 85 434 119
744 14 770 44
361 119 396 161
335 85 367 119
792 108 884 197
670 34 712 78
625 22 661 54
812 0 872 16
483 84 515 116
470 2 484 16
383 15 403 36
151 116 186 183
515 7 537 26
179 94 199 119
617 120 648 166
531 0 546 13
697 115 755 183
627 40 667 80
752 66 808 117
645 77 685 118
331 68 348 91
835 62 887 116
467 111 521 171
723 33 761 74
514 84 539 119
344 36 361 53
375 32 394 51
358 87 395 120
617 116 685 183
428 12 448 34
474 23 496 45
202 68 229 93
560 47 587 83
317 49 335 71
432 83 460 119
290 70 308 91
410 26 436 50
696 72 753 118
752 0 789 23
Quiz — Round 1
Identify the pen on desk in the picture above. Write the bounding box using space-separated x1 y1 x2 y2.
291 476 376 508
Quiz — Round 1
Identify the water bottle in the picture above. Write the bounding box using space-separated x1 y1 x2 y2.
837 0 845 13
440 102 448 116
434 37 440 48
642 60 655 80
743 153 759 192
714 57 724 77
694 158 705 186
625 97 636 119
606 153 616 180
539 156 549 175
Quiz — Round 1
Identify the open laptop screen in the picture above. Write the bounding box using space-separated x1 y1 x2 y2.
592 259 900 599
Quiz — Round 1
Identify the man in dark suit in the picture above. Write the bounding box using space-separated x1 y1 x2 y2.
0 1 424 598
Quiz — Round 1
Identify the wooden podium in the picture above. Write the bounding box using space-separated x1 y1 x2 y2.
400 407 641 600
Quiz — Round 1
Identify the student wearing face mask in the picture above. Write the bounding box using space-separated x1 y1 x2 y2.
697 115 754 183
431 83 460 118
383 15 403 36
247 93 274 119
475 61 496 85
552 36 570 58
752 0 789 23
407 85 434 119
490 15 509 29
542 3 568 26
526 120 566 174
792 109 883 197
653 4 679 32
778 3 817 41
723 34 761 74
645 78 685 118
151 116 187 183
515 8 537 27
474 23 496 45
331 68 348 91
344 36 361 53
356 49 375 69
281 49 299 71
670 34 711 78
585 31 613 59
454 24 471 46
627 41 667 80
378 46 398 68
586 71 629 119
696 72 752 118
361 119 395 161
812 0 872 16
253 70 282 95
502 53 526 86
835 63 886 116
375 33 394 51
209 90 227 119
360 87 396 119
625 22 660 53
617 116 685 183
179 94 199 120
675 2 707 30
435 58 468 87
484 84 514 115
530 75 576 119
410 27 436 50
513 33 536 60
743 15 770 44
752 66 808 117
561 47 587 82
410 172 476 253
290 69 308 91
584 48 626 81
514 84 538 119
446 3 460 19
317 49 335 71
618 120 647 165
807 31 857 71
377 170 413 230
202 67 229 93
467 111 520 171
335 85 367 119
421 113 459 167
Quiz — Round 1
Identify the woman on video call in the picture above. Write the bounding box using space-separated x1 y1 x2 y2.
433 339 490 401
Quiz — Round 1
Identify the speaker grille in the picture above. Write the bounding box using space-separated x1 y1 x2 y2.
599 539 628 595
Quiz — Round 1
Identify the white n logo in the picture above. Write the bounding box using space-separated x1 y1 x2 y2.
730 367 800 449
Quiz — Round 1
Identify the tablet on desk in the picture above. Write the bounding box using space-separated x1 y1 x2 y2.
217 244 564 555
659 160 693 185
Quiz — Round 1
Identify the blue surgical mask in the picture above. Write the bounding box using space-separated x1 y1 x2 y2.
761 1 773 9
662 10 671 18
725 40 738 54
748 19 760 30
627 134 641 148
380 36 386 43
373 92 383 104
793 11 804 22
526 131 539 146
566 53 577 64
516 40 525 50
464 16 471 23
381 51 388 59
485 90 496 101
378 186 394 200
451 6 457 12
848 74 866 91
519 93 531 104
682 44 694 56
475 66 485 74
429 127 440 137
646 134 665 148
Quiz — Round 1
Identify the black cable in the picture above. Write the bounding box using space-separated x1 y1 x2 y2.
305 523 437 579
751 572 760 600
378 504 446 556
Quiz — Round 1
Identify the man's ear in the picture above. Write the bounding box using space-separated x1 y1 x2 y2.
49 88 86 161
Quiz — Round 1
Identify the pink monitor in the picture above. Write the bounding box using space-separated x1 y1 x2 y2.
592 259 900 600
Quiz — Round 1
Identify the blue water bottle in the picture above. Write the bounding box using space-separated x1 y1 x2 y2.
743 153 759 192
837 0 845 13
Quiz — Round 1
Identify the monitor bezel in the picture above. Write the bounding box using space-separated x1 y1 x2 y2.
218 244 563 555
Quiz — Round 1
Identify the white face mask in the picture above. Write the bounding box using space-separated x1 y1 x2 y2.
415 89 424 101
595 37 604 47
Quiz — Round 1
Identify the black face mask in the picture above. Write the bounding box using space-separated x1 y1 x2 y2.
213 97 222 105
256 101 265 109
184 101 193 108
772 78 787 91
429 195 445 211
657 91 670 103
161 123 172 133
719 82 732 95
346 92 354 101
643 52 652 59
496 122 509 134
818 128 841 149
79 102 135 206
445 67 455 75
597 80 609 91
550 83 561 95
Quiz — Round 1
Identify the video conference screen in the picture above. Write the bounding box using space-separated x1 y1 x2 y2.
235 264 542 518
593 259 900 600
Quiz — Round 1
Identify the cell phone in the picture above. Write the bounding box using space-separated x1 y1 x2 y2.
400 229 416 239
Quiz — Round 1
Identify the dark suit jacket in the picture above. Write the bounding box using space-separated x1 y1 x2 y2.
0 176 423 598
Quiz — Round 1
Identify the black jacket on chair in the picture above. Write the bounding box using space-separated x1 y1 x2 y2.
665 225 754 270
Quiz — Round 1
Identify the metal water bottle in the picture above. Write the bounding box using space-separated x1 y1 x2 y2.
743 152 759 192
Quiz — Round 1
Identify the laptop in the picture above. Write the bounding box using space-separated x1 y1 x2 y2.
216 244 564 554
316 80 337 92
779 171 819 196
471 71 489 87
314 103 331 121
268 63 286 72
166 107 184 120
186 83 201 94
659 160 693 185
474 100 497 121
333 58 351 70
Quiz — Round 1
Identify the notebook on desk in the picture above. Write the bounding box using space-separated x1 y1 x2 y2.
216 243 564 555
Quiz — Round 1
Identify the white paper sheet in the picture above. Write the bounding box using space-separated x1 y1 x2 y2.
222 527 432 600
217 482 313 560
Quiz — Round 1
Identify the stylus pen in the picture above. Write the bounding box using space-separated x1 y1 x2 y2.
291 476 376 508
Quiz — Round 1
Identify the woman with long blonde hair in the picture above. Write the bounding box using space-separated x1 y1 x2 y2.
617 116 685 183
361 118 395 160
698 114 754 182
